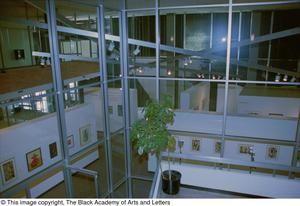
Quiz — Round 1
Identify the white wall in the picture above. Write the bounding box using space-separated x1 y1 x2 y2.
180 82 210 111
169 111 298 141
84 88 138 133
159 161 300 198
238 96 300 118
216 84 243 114
0 103 98 192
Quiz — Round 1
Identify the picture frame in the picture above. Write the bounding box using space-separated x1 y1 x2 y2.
49 142 58 159
215 141 222 154
266 145 279 160
0 158 17 184
238 144 253 155
191 139 200 151
26 148 43 172
117 105 123 117
108 105 113 114
177 140 184 153
67 135 74 148
79 124 92 146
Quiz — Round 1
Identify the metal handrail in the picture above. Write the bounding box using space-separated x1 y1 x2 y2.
67 165 100 198
161 152 300 173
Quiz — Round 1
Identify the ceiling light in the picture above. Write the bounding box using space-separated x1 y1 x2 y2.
283 74 288 82
221 37 226 42
133 46 141 56
167 70 172 76
108 41 115 52
275 73 280 82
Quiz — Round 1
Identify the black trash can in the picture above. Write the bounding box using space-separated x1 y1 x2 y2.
162 170 181 195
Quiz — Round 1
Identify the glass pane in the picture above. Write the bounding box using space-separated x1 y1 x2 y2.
225 83 300 141
128 46 156 77
63 84 103 155
128 12 156 43
111 130 126 186
56 0 97 32
32 166 67 198
107 80 124 134
132 179 152 198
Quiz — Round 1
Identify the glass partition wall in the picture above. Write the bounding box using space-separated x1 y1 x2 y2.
0 0 300 198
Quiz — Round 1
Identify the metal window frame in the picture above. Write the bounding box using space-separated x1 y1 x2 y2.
2 0 300 198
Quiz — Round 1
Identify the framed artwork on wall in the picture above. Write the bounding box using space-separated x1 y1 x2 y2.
266 145 279 160
108 105 113 114
117 105 123 117
191 139 200 151
26 148 43 172
215 141 222 154
79 124 92 146
67 135 74 148
0 158 17 184
238 144 253 155
177 140 184 153
49 142 58 159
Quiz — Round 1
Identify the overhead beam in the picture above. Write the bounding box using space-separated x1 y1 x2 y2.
6 16 299 78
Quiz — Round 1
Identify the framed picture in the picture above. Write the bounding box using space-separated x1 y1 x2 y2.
49 142 58 159
177 140 184 153
26 148 43 172
108 105 113 114
79 124 92 146
266 145 279 160
0 158 16 184
215 141 222 154
191 139 200 151
117 105 123 117
67 135 74 148
238 144 253 154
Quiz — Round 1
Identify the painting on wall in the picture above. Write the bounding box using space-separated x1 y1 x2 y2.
108 106 113 114
67 135 74 148
79 124 92 146
26 148 43 172
177 140 184 153
49 142 58 159
215 141 222 154
117 105 123 117
192 139 200 151
0 158 17 184
266 145 279 160
238 144 253 154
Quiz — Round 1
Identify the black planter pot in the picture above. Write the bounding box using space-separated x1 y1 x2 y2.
162 170 181 195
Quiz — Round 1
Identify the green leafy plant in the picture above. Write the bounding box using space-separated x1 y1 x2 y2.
130 95 176 179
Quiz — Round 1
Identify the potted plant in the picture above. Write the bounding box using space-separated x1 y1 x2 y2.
130 96 182 195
